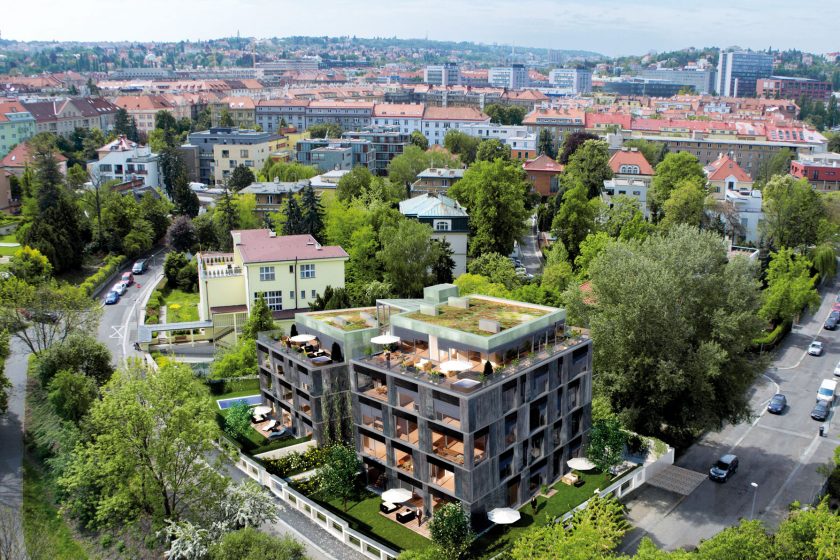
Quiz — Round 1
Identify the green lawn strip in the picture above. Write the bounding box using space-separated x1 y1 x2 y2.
302 490 432 552
0 232 18 243
0 245 20 256
214 387 261 400
23 457 91 560
160 288 200 322
473 470 613 559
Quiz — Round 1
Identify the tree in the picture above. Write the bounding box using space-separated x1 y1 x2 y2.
66 163 88 190
761 175 826 251
210 336 258 379
428 502 473 560
599 195 652 241
558 132 599 165
410 130 429 150
587 418 628 472
282 194 304 236
660 178 707 230
378 219 437 297
35 331 113 387
0 332 10 416
299 185 325 242
811 243 837 281
8 245 52 284
431 239 456 284
0 279 101 356
139 191 172 242
225 401 254 440
242 293 275 340
755 148 795 185
216 480 280 532
114 107 138 141
164 252 189 286
228 164 256 192
650 152 705 218
475 138 511 162
484 104 527 125
59 361 227 526
0 505 25 560
47 369 99 423
208 527 307 560
695 519 771 560
307 123 342 139
387 145 460 187
622 139 668 167
318 445 361 511
162 146 199 216
449 159 529 257
564 139 613 199
162 519 210 560
574 231 611 278
444 130 480 165
551 181 597 261
215 190 240 250
337 166 373 202
537 129 556 158
760 248 820 325
219 108 234 127
467 252 520 289
568 225 764 444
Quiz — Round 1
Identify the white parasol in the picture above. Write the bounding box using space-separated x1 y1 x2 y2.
439 360 473 373
290 334 316 343
252 405 272 417
567 457 596 471
370 334 400 345
381 488 413 503
487 507 521 524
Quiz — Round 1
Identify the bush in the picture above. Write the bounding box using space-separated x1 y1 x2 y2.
206 377 260 396
79 254 126 296
752 321 791 349
36 332 114 387
251 436 311 456
828 467 840 501
265 445 332 478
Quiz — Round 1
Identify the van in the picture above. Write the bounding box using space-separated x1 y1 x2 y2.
817 379 837 403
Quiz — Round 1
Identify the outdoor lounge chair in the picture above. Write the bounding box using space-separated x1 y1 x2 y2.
396 509 416 523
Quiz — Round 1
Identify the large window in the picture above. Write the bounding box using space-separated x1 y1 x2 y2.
300 264 315 279
254 291 282 311
259 266 275 281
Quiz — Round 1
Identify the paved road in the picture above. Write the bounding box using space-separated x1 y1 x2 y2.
621 279 840 552
0 338 30 516
519 215 543 276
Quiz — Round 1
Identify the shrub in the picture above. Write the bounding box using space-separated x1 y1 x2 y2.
752 321 791 349
265 445 332 478
79 254 126 296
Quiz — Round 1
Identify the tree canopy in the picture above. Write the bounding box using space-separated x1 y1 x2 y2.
761 175 826 251
650 152 705 218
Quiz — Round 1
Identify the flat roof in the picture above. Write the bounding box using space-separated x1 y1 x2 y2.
403 296 552 337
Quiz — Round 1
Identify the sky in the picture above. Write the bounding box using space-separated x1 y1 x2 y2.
4 0 839 57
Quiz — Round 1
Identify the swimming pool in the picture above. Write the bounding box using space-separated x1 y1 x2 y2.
217 394 262 409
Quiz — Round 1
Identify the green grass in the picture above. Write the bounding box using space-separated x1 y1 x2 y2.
472 470 614 559
302 490 432 552
0 232 18 243
23 457 91 560
161 288 200 322
405 298 550 336
0 244 20 256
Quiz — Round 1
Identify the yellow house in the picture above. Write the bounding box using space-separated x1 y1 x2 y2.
197 229 348 332
213 137 286 185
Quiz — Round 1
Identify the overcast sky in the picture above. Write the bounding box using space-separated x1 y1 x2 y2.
4 0 838 57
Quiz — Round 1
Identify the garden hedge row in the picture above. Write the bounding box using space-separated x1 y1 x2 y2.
80 254 126 296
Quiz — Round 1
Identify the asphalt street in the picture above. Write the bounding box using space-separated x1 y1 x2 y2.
621 278 840 552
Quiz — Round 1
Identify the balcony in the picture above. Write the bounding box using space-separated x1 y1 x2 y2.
430 463 455 492
258 331 339 367
199 253 242 279
431 431 465 466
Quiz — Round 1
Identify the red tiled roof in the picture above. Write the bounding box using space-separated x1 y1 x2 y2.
114 95 174 111
704 154 753 182
374 103 424 118
422 106 489 121
234 230 348 264
609 150 654 176
523 154 564 173
522 107 586 125
1 142 67 168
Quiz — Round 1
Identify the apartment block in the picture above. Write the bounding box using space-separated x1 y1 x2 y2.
488 65 529 90
22 97 119 138
757 76 833 102
0 100 36 158
459 123 537 160
256 99 310 133
255 284 593 529
296 138 374 173
637 68 715 95
424 63 461 86
716 51 773 98
548 68 593 94
342 128 410 175
421 106 490 146
88 135 161 188
186 127 284 185
790 152 840 190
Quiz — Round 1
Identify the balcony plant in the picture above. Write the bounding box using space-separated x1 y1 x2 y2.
480 361 493 382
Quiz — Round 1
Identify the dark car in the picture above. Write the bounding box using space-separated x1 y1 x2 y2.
709 454 739 482
767 393 787 414
826 316 839 331
812 401 831 421
132 259 147 274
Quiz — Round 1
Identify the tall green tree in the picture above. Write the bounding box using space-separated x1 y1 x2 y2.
443 130 481 165
214 190 239 251
337 166 373 202
308 123 342 138
59 361 227 526
228 164 256 192
564 139 613 199
47 369 99 424
387 145 460 187
558 132 599 165
409 130 429 150
282 194 304 236
242 293 275 340
475 138 511 162
622 139 668 167
8 245 52 284
759 248 820 325
537 129 556 159
660 178 707 230
586 418 628 472
755 148 795 185
448 159 529 257
300 185 325 242
761 175 826 251
695 519 772 560
317 445 361 511
428 503 473 560
551 181 597 261
567 225 764 444
378 219 437 297
219 108 234 127
650 152 705 218
431 239 456 284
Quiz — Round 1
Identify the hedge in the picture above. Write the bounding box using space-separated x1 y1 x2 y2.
752 321 791 350
252 436 312 456
265 445 332 478
80 254 126 296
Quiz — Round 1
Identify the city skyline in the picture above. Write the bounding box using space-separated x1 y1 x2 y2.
4 0 838 58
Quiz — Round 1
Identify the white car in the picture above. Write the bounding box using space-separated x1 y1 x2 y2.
111 281 128 296
834 360 840 377
809 341 824 356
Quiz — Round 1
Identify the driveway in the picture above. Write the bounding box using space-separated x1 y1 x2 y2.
0 338 30 515
621 279 840 552
519 215 543 276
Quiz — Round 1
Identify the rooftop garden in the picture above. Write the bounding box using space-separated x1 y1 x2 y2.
404 297 551 336
308 308 379 331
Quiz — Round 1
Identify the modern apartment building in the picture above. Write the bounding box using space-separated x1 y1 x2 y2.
424 63 461 86
256 99 310 133
0 100 36 158
488 65 529 90
548 68 593 94
342 128 410 175
88 135 161 188
421 106 490 146
197 229 348 330
637 68 716 95
212 136 286 185
716 50 773 98
186 127 284 185
757 76 833 102
371 104 425 136
790 152 840 190
255 284 593 529
296 138 374 173
459 123 537 160
399 194 469 276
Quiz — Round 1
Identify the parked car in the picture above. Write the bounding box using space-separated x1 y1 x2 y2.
104 291 120 305
818 379 837 403
811 400 831 421
121 271 134 286
111 282 127 296
515 266 527 275
834 360 840 377
709 454 739 482
833 303 840 312
809 341 824 356
767 394 787 414
132 259 147 274
831 311 840 321
826 316 839 330
835 294 840 303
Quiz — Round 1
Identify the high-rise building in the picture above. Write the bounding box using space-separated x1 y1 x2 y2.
548 68 592 94
488 64 529 90
716 51 773 98
424 63 461 86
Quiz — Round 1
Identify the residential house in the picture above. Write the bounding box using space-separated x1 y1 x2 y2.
0 100 36 158
411 168 465 195
186 127 284 186
601 178 650 218
238 178 309 216
211 96 257 129
609 148 654 187
704 153 754 200
21 97 119 138
305 100 375 131
0 142 68 177
459 123 537 160
790 153 840 191
722 188 763 244
255 284 593 529
309 169 350 194
399 194 469 276
372 104 425 136
197 229 348 331
88 136 161 188
523 155 564 197
113 95 189 134
421 107 490 146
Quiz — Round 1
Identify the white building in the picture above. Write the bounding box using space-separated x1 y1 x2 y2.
723 189 763 244
488 65 529 90
399 193 469 277
89 136 161 188
420 107 491 146
602 178 650 218
458 123 537 159
424 63 460 86
372 104 425 136
548 68 592 94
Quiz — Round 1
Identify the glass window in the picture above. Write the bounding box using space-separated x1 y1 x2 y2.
300 264 315 278
311 289 316 299
289 291 295 300
254 291 282 311
434 220 450 231
300 290 306 299
259 266 275 281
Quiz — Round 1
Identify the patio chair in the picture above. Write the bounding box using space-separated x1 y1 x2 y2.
396 509 416 524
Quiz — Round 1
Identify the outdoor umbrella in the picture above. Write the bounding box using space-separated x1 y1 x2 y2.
487 508 521 524
252 405 272 418
381 488 413 504
290 334 316 343
370 334 400 345
567 457 596 471
439 360 473 373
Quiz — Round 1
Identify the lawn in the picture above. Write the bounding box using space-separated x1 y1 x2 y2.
0 232 18 243
0 244 20 256
23 457 91 560
161 288 200 322
302 489 432 553
472 470 614 559
405 298 550 336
